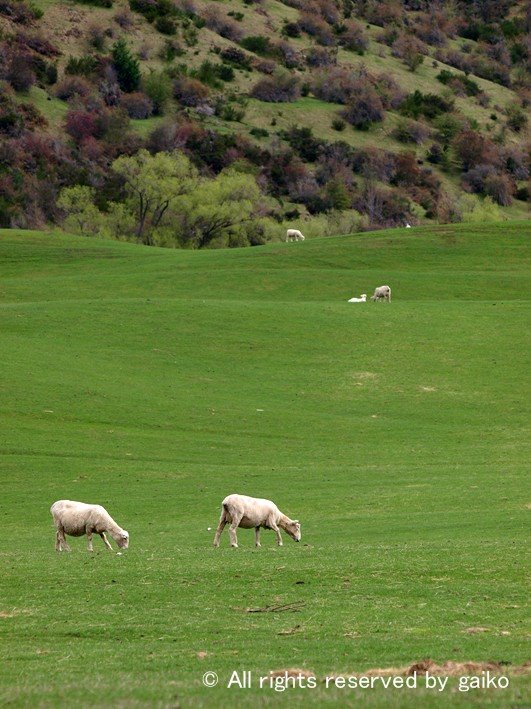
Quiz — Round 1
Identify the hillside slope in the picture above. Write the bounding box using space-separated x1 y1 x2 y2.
0 0 529 239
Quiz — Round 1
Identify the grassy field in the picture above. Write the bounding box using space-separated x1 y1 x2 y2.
0 223 529 707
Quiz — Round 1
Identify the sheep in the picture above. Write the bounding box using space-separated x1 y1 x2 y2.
348 294 367 303
50 499 129 552
286 229 305 242
213 494 301 548
370 285 391 302
405 222 411 228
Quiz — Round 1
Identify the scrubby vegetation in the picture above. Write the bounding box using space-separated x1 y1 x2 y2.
0 0 529 242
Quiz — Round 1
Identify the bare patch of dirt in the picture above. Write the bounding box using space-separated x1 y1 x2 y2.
463 626 490 634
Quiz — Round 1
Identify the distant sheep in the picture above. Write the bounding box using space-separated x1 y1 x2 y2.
370 285 391 302
348 294 367 303
213 494 301 548
405 223 411 228
286 229 305 242
50 499 129 552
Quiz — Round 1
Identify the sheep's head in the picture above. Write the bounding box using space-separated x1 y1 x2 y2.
117 531 129 549
285 520 301 542
361 294 367 299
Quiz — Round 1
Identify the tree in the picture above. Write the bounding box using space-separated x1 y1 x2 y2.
112 38 140 93
112 150 198 245
173 170 262 248
57 186 102 235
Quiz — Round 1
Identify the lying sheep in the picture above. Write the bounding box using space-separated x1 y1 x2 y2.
286 229 305 242
50 499 129 552
348 294 367 303
370 285 391 302
213 494 301 548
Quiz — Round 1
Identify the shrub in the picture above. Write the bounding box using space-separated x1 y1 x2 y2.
65 55 99 77
173 76 209 106
121 91 153 118
6 53 36 91
240 35 271 55
331 118 345 131
341 87 384 130
400 90 454 120
280 126 323 162
306 46 337 68
65 109 98 142
250 127 269 138
114 8 134 28
340 21 369 54
74 0 112 7
155 16 177 34
55 76 93 101
506 106 528 132
251 73 300 103
88 24 107 51
220 46 251 69
142 72 172 114
393 118 430 144
437 69 480 96
160 39 184 61
202 6 243 42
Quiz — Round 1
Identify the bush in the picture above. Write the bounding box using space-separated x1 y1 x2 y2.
240 35 271 55
306 46 337 68
142 72 172 114
341 86 384 130
65 109 98 142
120 91 153 118
160 39 185 61
173 76 209 107
6 53 36 91
250 127 269 138
437 69 480 96
400 90 454 120
220 46 251 69
340 21 369 54
55 76 93 101
155 16 177 34
393 119 430 145
74 0 112 7
202 6 243 42
65 55 99 77
251 73 300 103
331 118 345 131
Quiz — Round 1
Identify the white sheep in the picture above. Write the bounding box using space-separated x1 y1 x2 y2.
50 499 129 552
348 294 367 303
370 285 392 302
286 229 305 242
405 222 411 228
213 494 301 548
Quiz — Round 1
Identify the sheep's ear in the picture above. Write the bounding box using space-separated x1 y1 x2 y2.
294 520 299 524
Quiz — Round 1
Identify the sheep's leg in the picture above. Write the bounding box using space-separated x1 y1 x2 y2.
100 532 113 551
228 514 243 548
213 512 228 547
55 530 61 552
255 527 261 548
86 529 94 552
270 523 283 546
57 527 70 552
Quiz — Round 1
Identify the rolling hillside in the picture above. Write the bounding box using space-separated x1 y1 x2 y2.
0 223 530 706
0 0 529 238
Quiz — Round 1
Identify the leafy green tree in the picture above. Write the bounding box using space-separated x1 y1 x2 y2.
174 170 262 248
112 150 198 245
142 72 172 115
112 38 140 93
57 186 102 235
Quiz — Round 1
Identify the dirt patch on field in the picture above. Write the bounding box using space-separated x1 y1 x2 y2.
328 660 531 678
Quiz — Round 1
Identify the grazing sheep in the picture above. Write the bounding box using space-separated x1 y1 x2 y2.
213 494 301 548
405 222 411 228
348 294 367 303
50 499 129 552
370 285 391 302
286 229 305 242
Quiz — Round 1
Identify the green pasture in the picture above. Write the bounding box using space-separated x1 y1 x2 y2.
0 223 529 707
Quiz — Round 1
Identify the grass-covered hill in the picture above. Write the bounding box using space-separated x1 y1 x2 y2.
1 222 530 705
0 0 529 243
